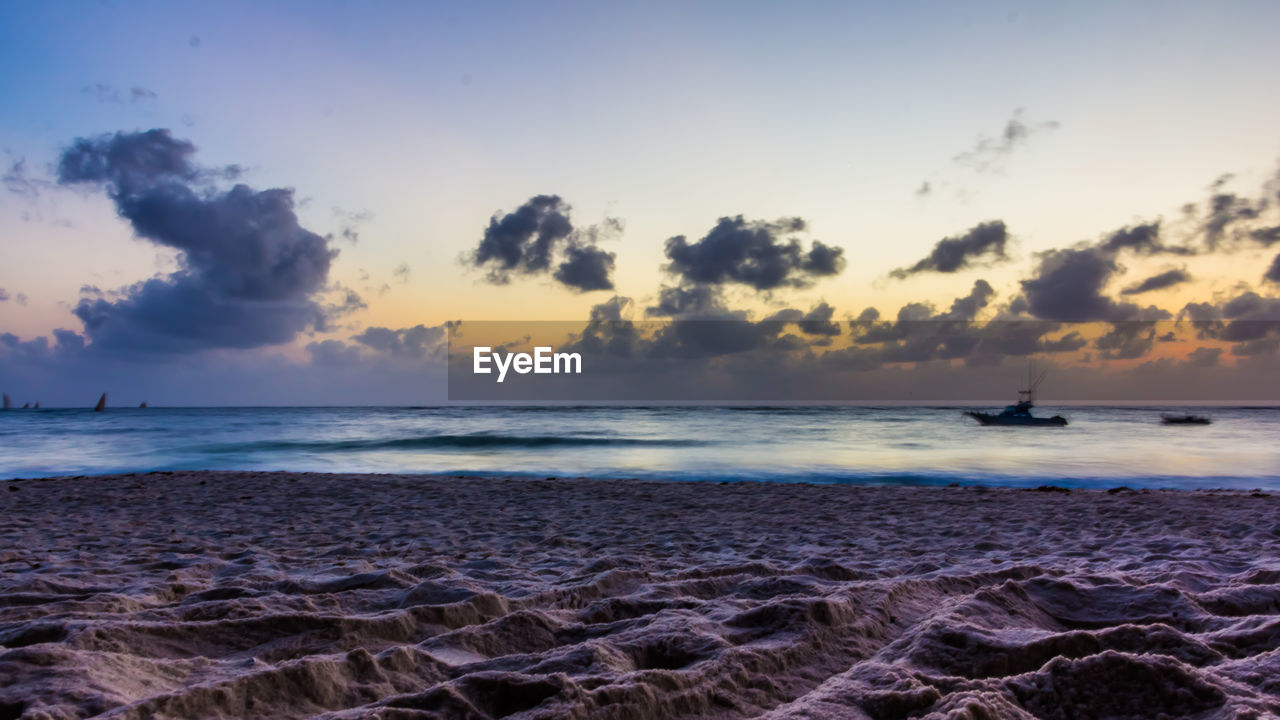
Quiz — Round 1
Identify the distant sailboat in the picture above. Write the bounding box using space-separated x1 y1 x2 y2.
94 393 107 412
33 402 39 409
22 403 29 409
2 393 10 410
139 401 148 409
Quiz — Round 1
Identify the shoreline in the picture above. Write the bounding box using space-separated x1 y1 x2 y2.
6 469 1279 492
3 471 1279 718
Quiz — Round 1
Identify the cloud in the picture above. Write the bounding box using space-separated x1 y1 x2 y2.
0 288 8 301
954 109 1059 172
81 84 159 104
3 158 49 200
80 83 157 104
467 195 619 292
1266 253 1280 284
1017 246 1120 321
645 285 730 318
662 216 845 290
350 324 447 359
392 262 411 283
1202 182 1265 250
1121 268 1191 295
553 242 616 292
56 129 337 353
1178 291 1280 351
1016 220 1185 322
765 302 842 337
1187 346 1222 367
915 181 932 197
1099 223 1192 256
890 221 1009 278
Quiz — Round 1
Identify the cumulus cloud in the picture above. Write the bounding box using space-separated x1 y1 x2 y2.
554 242 616 292
890 221 1009 279
662 216 845 290
467 195 618 292
1018 246 1122 321
1121 268 1191 295
56 129 337 353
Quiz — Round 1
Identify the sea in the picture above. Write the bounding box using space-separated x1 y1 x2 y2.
2 405 1278 489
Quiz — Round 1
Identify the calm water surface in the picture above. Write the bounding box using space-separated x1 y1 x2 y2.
1 406 1277 489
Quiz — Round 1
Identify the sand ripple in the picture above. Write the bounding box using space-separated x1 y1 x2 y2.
2 473 1279 719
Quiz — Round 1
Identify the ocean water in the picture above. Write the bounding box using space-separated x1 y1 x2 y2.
0 405 1277 488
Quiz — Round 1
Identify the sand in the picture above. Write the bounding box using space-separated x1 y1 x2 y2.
1 472 1279 720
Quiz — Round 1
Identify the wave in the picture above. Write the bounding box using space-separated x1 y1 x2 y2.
200 434 709 454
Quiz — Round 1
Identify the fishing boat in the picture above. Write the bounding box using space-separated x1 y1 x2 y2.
1161 414 1211 425
965 362 1068 427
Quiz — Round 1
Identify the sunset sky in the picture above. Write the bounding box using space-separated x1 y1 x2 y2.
2 1 1279 405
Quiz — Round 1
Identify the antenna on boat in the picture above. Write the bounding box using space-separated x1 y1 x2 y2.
1018 360 1049 405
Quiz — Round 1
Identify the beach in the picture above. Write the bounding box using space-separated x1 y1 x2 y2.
2 471 1279 719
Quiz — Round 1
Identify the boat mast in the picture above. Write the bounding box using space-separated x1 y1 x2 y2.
1019 359 1049 405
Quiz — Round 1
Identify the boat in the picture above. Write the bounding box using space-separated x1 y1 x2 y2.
1161 414 1211 425
2 393 9 410
94 393 107 412
965 362 1068 427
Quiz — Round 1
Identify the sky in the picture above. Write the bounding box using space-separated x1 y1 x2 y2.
2 0 1280 405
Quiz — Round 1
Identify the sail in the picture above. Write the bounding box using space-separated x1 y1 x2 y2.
94 393 107 412
2 393 10 410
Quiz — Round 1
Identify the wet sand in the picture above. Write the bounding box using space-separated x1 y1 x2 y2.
2 471 1279 719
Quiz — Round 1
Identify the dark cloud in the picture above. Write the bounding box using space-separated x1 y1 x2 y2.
1178 291 1280 349
1096 323 1159 360
554 242 616 292
1251 227 1280 247
1017 224 1178 322
1187 347 1222 367
57 129 337 353
468 195 618 292
1099 223 1192 256
662 216 845 290
765 302 842 337
890 221 1009 279
645 285 729 318
915 181 931 197
953 110 1060 172
1121 268 1191 295
1018 246 1121 321
350 324 446 359
1266 253 1280 284
1203 185 1265 250
393 263 411 283
940 279 996 321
